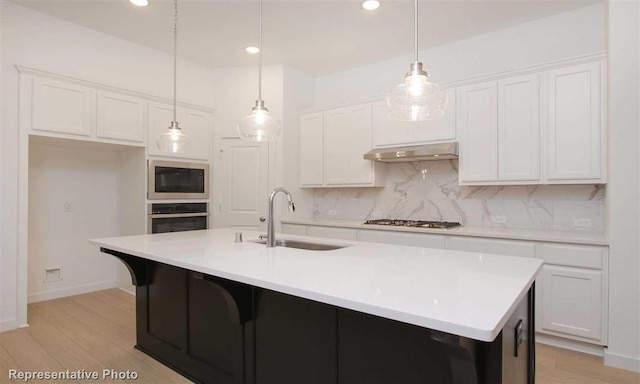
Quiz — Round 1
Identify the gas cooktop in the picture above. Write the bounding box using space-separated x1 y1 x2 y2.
363 219 462 229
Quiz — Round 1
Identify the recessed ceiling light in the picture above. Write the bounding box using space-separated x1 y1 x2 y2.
129 0 149 6
246 46 260 54
362 0 380 11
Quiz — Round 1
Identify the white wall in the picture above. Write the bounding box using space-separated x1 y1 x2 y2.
605 0 640 372
315 2 606 105
0 0 214 329
28 143 120 303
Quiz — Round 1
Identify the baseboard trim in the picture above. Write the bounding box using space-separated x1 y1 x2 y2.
604 350 640 373
27 280 117 304
0 318 20 332
536 333 604 356
117 285 135 296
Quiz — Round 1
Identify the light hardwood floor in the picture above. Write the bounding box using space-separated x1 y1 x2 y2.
0 289 638 384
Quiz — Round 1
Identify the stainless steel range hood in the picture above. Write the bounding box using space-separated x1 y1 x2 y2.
363 142 458 162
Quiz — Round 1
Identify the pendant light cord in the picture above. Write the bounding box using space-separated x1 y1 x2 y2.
258 0 263 102
414 0 418 62
173 0 178 123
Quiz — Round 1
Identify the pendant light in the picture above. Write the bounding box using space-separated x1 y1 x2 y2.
387 0 447 121
238 0 281 141
156 0 189 153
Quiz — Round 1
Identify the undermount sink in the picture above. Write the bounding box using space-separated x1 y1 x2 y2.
249 238 349 251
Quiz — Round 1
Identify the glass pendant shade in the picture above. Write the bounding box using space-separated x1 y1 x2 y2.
238 0 281 142
238 100 281 142
157 121 190 153
387 63 447 121
387 0 447 122
157 0 190 153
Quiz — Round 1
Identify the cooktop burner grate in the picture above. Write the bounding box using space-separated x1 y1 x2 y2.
363 219 462 229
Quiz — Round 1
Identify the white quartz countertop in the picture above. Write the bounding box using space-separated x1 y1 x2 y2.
281 219 609 246
90 228 542 342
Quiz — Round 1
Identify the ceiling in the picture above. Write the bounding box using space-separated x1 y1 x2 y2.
8 0 599 76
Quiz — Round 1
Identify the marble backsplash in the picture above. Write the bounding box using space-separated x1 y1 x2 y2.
312 161 606 233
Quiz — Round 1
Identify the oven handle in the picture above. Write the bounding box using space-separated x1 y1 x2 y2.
148 212 209 219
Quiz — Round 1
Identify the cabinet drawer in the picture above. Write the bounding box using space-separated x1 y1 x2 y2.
281 224 307 236
540 243 603 269
307 226 357 241
356 230 445 249
447 237 536 258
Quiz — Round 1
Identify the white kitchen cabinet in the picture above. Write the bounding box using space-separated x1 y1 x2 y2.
497 75 540 182
31 76 93 137
545 62 604 182
372 89 456 148
306 226 357 241
299 113 324 186
300 104 384 188
458 82 498 182
356 230 446 249
536 243 607 344
539 265 604 342
459 75 541 184
147 101 212 161
447 236 536 258
281 223 308 236
324 105 381 186
96 90 145 143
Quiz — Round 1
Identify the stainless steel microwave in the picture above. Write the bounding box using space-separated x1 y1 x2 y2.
148 160 209 200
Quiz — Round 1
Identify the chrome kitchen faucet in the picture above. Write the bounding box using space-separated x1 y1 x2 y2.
267 187 295 247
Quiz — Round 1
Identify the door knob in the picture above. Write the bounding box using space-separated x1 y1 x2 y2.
259 216 266 222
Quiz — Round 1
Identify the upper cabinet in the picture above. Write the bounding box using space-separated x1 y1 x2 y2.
545 62 604 182
20 68 213 160
372 88 457 148
299 103 385 188
96 90 145 143
148 101 212 161
31 77 93 137
459 75 540 184
458 82 499 182
458 59 605 185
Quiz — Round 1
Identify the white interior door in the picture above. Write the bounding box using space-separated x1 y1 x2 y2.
217 138 269 231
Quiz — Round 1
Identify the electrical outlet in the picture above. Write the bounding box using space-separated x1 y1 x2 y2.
63 201 73 213
328 210 337 216
573 218 592 228
491 215 507 224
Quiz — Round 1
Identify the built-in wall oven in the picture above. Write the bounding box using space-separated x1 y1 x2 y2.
148 203 208 234
148 159 209 200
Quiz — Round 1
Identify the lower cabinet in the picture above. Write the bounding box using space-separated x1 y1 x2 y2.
254 290 337 384
281 223 609 347
126 256 533 384
138 263 251 384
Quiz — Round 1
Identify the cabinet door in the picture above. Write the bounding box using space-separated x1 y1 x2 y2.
546 62 603 181
458 82 498 182
357 230 446 249
299 113 324 186
323 109 349 185
255 290 337 384
371 100 412 147
31 77 92 136
147 101 175 156
307 226 357 241
410 88 457 143
447 236 536 258
498 75 540 181
540 265 604 342
346 104 374 184
96 90 145 143
181 107 212 160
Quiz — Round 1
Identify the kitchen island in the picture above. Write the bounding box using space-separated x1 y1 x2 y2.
90 228 542 384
